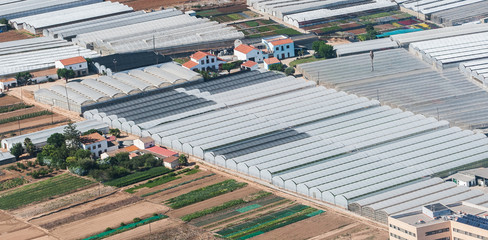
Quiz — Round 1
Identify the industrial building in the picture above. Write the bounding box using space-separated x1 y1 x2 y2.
0 0 101 20
82 70 488 210
297 48 488 130
34 62 202 113
1 120 109 151
398 0 488 26
248 0 398 28
0 37 99 78
72 10 244 55
9 1 133 34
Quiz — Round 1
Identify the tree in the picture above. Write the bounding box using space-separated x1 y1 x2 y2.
82 129 102 136
221 63 235 73
362 23 378 41
312 41 336 59
75 149 92 160
57 68 76 83
268 63 284 72
15 72 33 86
10 143 23 160
24 137 36 156
285 67 295 76
109 128 121 138
0 18 7 25
178 154 188 166
47 133 65 148
64 121 81 151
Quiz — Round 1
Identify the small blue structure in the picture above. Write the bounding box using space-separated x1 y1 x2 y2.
0 24 7 33
376 28 423 38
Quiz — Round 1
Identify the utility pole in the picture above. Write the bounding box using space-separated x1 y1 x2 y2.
17 118 21 135
316 71 320 86
153 34 155 52
370 50 374 72
65 85 71 111
51 105 54 124
437 107 440 120
377 89 379 101
113 59 117 72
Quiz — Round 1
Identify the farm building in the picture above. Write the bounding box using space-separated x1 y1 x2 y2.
398 0 488 26
241 61 259 71
234 44 266 63
262 35 295 60
134 137 155 150
80 132 108 158
43 9 181 40
334 38 399 57
0 78 17 92
297 48 488 130
1 120 109 151
34 62 202 113
0 37 99 78
263 57 281 70
72 10 244 55
55 56 88 77
83 70 488 210
182 51 226 72
9 1 133 34
0 0 101 20
163 156 180 169
89 52 172 75
248 0 398 28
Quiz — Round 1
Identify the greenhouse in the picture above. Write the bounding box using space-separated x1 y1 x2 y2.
83 70 488 211
0 37 99 78
0 0 100 20
10 2 133 34
297 48 488 130
1 120 108 151
34 62 201 113
73 12 244 55
460 59 488 86
334 38 399 57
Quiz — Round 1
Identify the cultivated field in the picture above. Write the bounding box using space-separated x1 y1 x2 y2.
0 210 55 240
230 19 302 38
0 30 35 43
0 95 68 137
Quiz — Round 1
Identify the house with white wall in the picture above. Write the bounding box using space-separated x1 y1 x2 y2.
0 78 17 92
182 51 226 72
134 137 155 150
262 35 295 60
55 56 88 77
234 44 267 63
264 57 281 70
80 133 108 158
241 61 259 71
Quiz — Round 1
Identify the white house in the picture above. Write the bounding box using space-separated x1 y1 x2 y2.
451 172 476 187
133 137 155 150
163 156 180 169
234 44 267 63
262 35 295 60
241 61 259 71
182 51 226 72
31 68 59 84
0 78 17 92
80 133 108 158
264 57 281 70
55 56 88 77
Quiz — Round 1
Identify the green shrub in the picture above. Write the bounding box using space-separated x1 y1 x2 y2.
0 103 33 113
0 110 53 125
133 217 141 223
104 166 171 187
181 199 246 222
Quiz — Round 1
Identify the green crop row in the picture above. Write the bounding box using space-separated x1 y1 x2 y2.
0 177 26 191
125 173 180 194
182 199 246 222
166 179 247 209
0 110 53 125
0 174 93 210
141 173 215 197
104 166 171 187
0 103 33 113
83 214 167 240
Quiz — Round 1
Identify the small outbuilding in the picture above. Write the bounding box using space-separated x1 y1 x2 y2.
234 44 266 63
133 137 155 150
264 57 281 70
0 78 17 92
241 61 259 71
0 152 16 166
163 156 180 169
182 51 226 72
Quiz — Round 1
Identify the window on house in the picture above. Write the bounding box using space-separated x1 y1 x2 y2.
211 58 215 63
287 45 290 48
206 60 209 64
276 47 279 51
201 60 204 64
79 65 81 67
281 46 284 51
98 144 101 148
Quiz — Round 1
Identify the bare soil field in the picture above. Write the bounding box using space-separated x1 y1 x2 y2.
0 210 53 240
0 30 35 43
49 201 167 240
0 113 67 134
0 95 22 106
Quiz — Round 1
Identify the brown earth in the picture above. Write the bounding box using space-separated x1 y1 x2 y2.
0 30 35 43
0 113 68 135
49 201 167 240
0 106 48 119
131 219 218 240
167 186 259 218
0 95 22 106
0 210 53 240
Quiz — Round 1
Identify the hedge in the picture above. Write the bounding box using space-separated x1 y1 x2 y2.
0 110 53 125
0 103 33 113
104 166 171 187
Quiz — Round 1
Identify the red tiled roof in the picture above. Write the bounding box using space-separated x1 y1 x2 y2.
0 78 16 83
235 44 258 54
264 57 280 65
241 61 257 68
270 38 293 46
163 156 179 164
106 136 116 142
138 137 154 143
182 60 199 69
146 146 178 157
31 68 57 77
191 51 214 60
80 133 106 145
124 145 139 152
58 56 86 66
